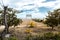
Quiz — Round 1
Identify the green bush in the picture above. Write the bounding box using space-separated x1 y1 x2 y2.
8 36 18 40
25 32 60 40
25 34 32 40
44 32 53 38
29 21 36 28
32 19 42 22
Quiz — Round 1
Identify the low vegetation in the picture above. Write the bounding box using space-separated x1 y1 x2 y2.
25 32 60 40
25 29 32 33
44 9 60 30
8 36 18 40
0 3 60 40
29 21 36 28
32 19 43 22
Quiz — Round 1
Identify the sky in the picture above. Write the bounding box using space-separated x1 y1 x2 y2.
0 0 60 19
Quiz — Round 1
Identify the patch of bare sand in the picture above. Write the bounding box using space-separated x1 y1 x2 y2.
0 25 5 32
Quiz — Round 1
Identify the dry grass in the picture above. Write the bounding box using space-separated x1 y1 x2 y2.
8 19 60 40
0 19 60 40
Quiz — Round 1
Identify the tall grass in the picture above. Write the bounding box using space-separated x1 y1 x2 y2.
25 32 60 40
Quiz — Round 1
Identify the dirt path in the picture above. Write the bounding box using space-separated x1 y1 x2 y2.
9 19 60 40
0 19 59 40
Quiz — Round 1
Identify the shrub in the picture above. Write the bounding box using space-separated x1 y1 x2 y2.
8 36 18 40
32 19 43 22
25 34 32 40
44 32 53 38
29 21 36 28
25 29 32 33
25 32 60 40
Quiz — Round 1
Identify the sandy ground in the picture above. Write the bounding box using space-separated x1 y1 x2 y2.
0 19 60 40
0 19 52 32
0 25 5 32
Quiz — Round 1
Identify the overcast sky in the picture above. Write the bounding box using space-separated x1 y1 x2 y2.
0 0 60 19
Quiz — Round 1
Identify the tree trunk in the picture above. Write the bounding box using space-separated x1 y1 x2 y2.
4 6 8 34
0 34 3 40
52 26 54 30
0 6 8 40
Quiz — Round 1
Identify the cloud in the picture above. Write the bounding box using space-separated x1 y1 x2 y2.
44 0 56 2
38 7 51 13
15 0 57 10
1 0 10 6
31 12 47 19
16 7 48 19
15 0 46 10
52 0 60 9
13 0 60 19
0 0 60 19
